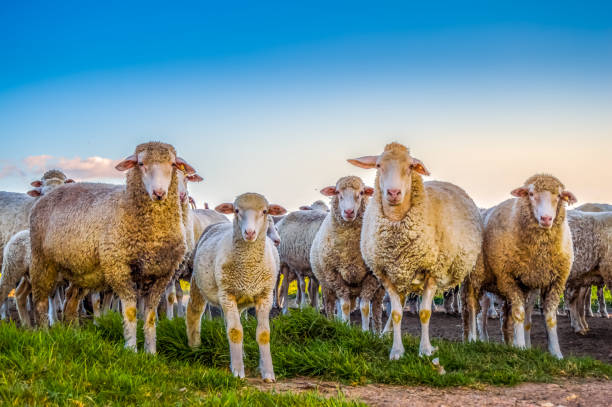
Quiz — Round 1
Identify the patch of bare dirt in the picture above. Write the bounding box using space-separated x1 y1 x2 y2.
252 377 612 407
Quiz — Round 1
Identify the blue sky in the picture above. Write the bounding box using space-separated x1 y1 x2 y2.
1 1 611 208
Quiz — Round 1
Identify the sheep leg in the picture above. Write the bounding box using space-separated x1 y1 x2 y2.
164 280 176 320
381 280 405 360
360 298 371 331
339 297 351 322
186 280 207 347
567 286 585 334
279 266 290 314
541 284 564 359
370 287 385 334
478 292 490 342
460 277 480 342
255 296 275 382
175 279 185 318
579 286 589 331
31 260 58 328
63 284 89 324
500 301 513 344
91 292 102 319
443 289 455 314
101 291 114 314
15 277 32 327
322 288 337 319
143 275 173 354
524 290 538 349
308 277 319 310
297 274 307 309
221 296 244 378
597 285 608 318
584 286 594 318
418 278 437 357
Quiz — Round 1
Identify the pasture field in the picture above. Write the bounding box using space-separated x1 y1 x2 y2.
0 308 610 406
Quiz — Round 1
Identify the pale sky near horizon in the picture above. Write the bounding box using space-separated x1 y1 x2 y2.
1 1 611 210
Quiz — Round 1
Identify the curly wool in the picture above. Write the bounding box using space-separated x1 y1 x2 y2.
0 230 31 311
361 170 483 296
310 176 384 329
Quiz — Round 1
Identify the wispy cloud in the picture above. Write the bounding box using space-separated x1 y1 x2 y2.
0 155 122 181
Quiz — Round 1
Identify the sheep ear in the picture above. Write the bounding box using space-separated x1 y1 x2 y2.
347 155 379 169
299 205 312 211
364 186 375 196
410 158 430 176
204 202 209 209
187 174 203 182
215 203 235 214
27 188 42 197
511 187 529 197
175 157 196 175
188 196 196 209
320 186 337 197
30 180 43 187
561 191 577 205
65 178 75 183
115 155 138 171
268 204 287 216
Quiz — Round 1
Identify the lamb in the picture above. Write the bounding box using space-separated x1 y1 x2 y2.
310 176 385 332
463 174 575 358
564 209 612 333
29 142 194 353
275 208 328 314
186 193 286 381
348 142 483 358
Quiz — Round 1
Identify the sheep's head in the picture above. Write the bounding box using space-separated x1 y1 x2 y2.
176 170 203 205
27 169 74 197
216 193 286 242
266 215 281 247
348 142 429 220
320 176 373 222
511 174 577 229
115 142 196 202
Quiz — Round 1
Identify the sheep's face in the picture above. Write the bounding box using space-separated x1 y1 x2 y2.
511 176 577 229
115 144 196 202
321 176 373 222
28 175 74 197
176 170 203 205
216 193 287 243
266 215 281 247
347 142 429 208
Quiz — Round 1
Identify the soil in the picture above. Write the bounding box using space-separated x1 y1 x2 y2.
252 377 612 407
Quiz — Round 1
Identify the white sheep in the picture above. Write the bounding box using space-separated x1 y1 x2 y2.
348 142 484 358
186 193 286 381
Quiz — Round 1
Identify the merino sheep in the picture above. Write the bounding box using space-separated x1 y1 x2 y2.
463 174 575 358
29 142 194 353
275 208 327 314
348 142 483 358
186 193 286 381
310 176 385 332
299 200 330 212
564 209 612 333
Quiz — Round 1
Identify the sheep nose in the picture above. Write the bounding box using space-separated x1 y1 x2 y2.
387 189 401 199
540 215 552 224
244 229 256 240
153 189 166 200
274 238 280 247
344 209 354 217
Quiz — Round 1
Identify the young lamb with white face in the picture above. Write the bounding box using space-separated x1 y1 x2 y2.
310 176 385 332
348 142 484 359
186 193 286 381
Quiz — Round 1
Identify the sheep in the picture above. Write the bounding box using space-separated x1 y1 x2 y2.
310 176 385 332
186 193 286 381
564 209 612 333
29 142 194 354
463 174 575 358
575 203 612 212
275 208 327 314
348 142 483 358
299 200 330 212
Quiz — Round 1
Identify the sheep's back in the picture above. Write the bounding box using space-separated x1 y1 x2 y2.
277 210 326 271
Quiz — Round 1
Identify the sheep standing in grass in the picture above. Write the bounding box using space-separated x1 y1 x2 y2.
564 210 612 333
186 193 286 381
463 174 575 358
275 209 327 313
348 142 483 358
29 142 193 353
310 176 385 331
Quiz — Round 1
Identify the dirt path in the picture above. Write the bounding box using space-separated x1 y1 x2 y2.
252 377 612 406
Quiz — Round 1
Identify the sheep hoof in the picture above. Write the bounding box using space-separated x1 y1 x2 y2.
389 347 405 360
578 329 588 336
593 312 602 318
232 369 245 379
262 374 276 383
419 345 437 357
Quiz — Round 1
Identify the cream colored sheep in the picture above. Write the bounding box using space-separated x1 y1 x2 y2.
310 176 385 332
348 142 483 358
186 193 286 381
29 142 195 354
463 174 575 358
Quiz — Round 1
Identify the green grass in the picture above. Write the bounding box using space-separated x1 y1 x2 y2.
1 309 610 405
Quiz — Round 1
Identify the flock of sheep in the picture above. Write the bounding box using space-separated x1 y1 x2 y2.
0 141 610 382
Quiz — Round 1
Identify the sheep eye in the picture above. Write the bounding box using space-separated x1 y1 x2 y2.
234 209 239 214
138 162 144 167
360 191 364 196
529 192 534 197
376 164 381 168
263 209 267 215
